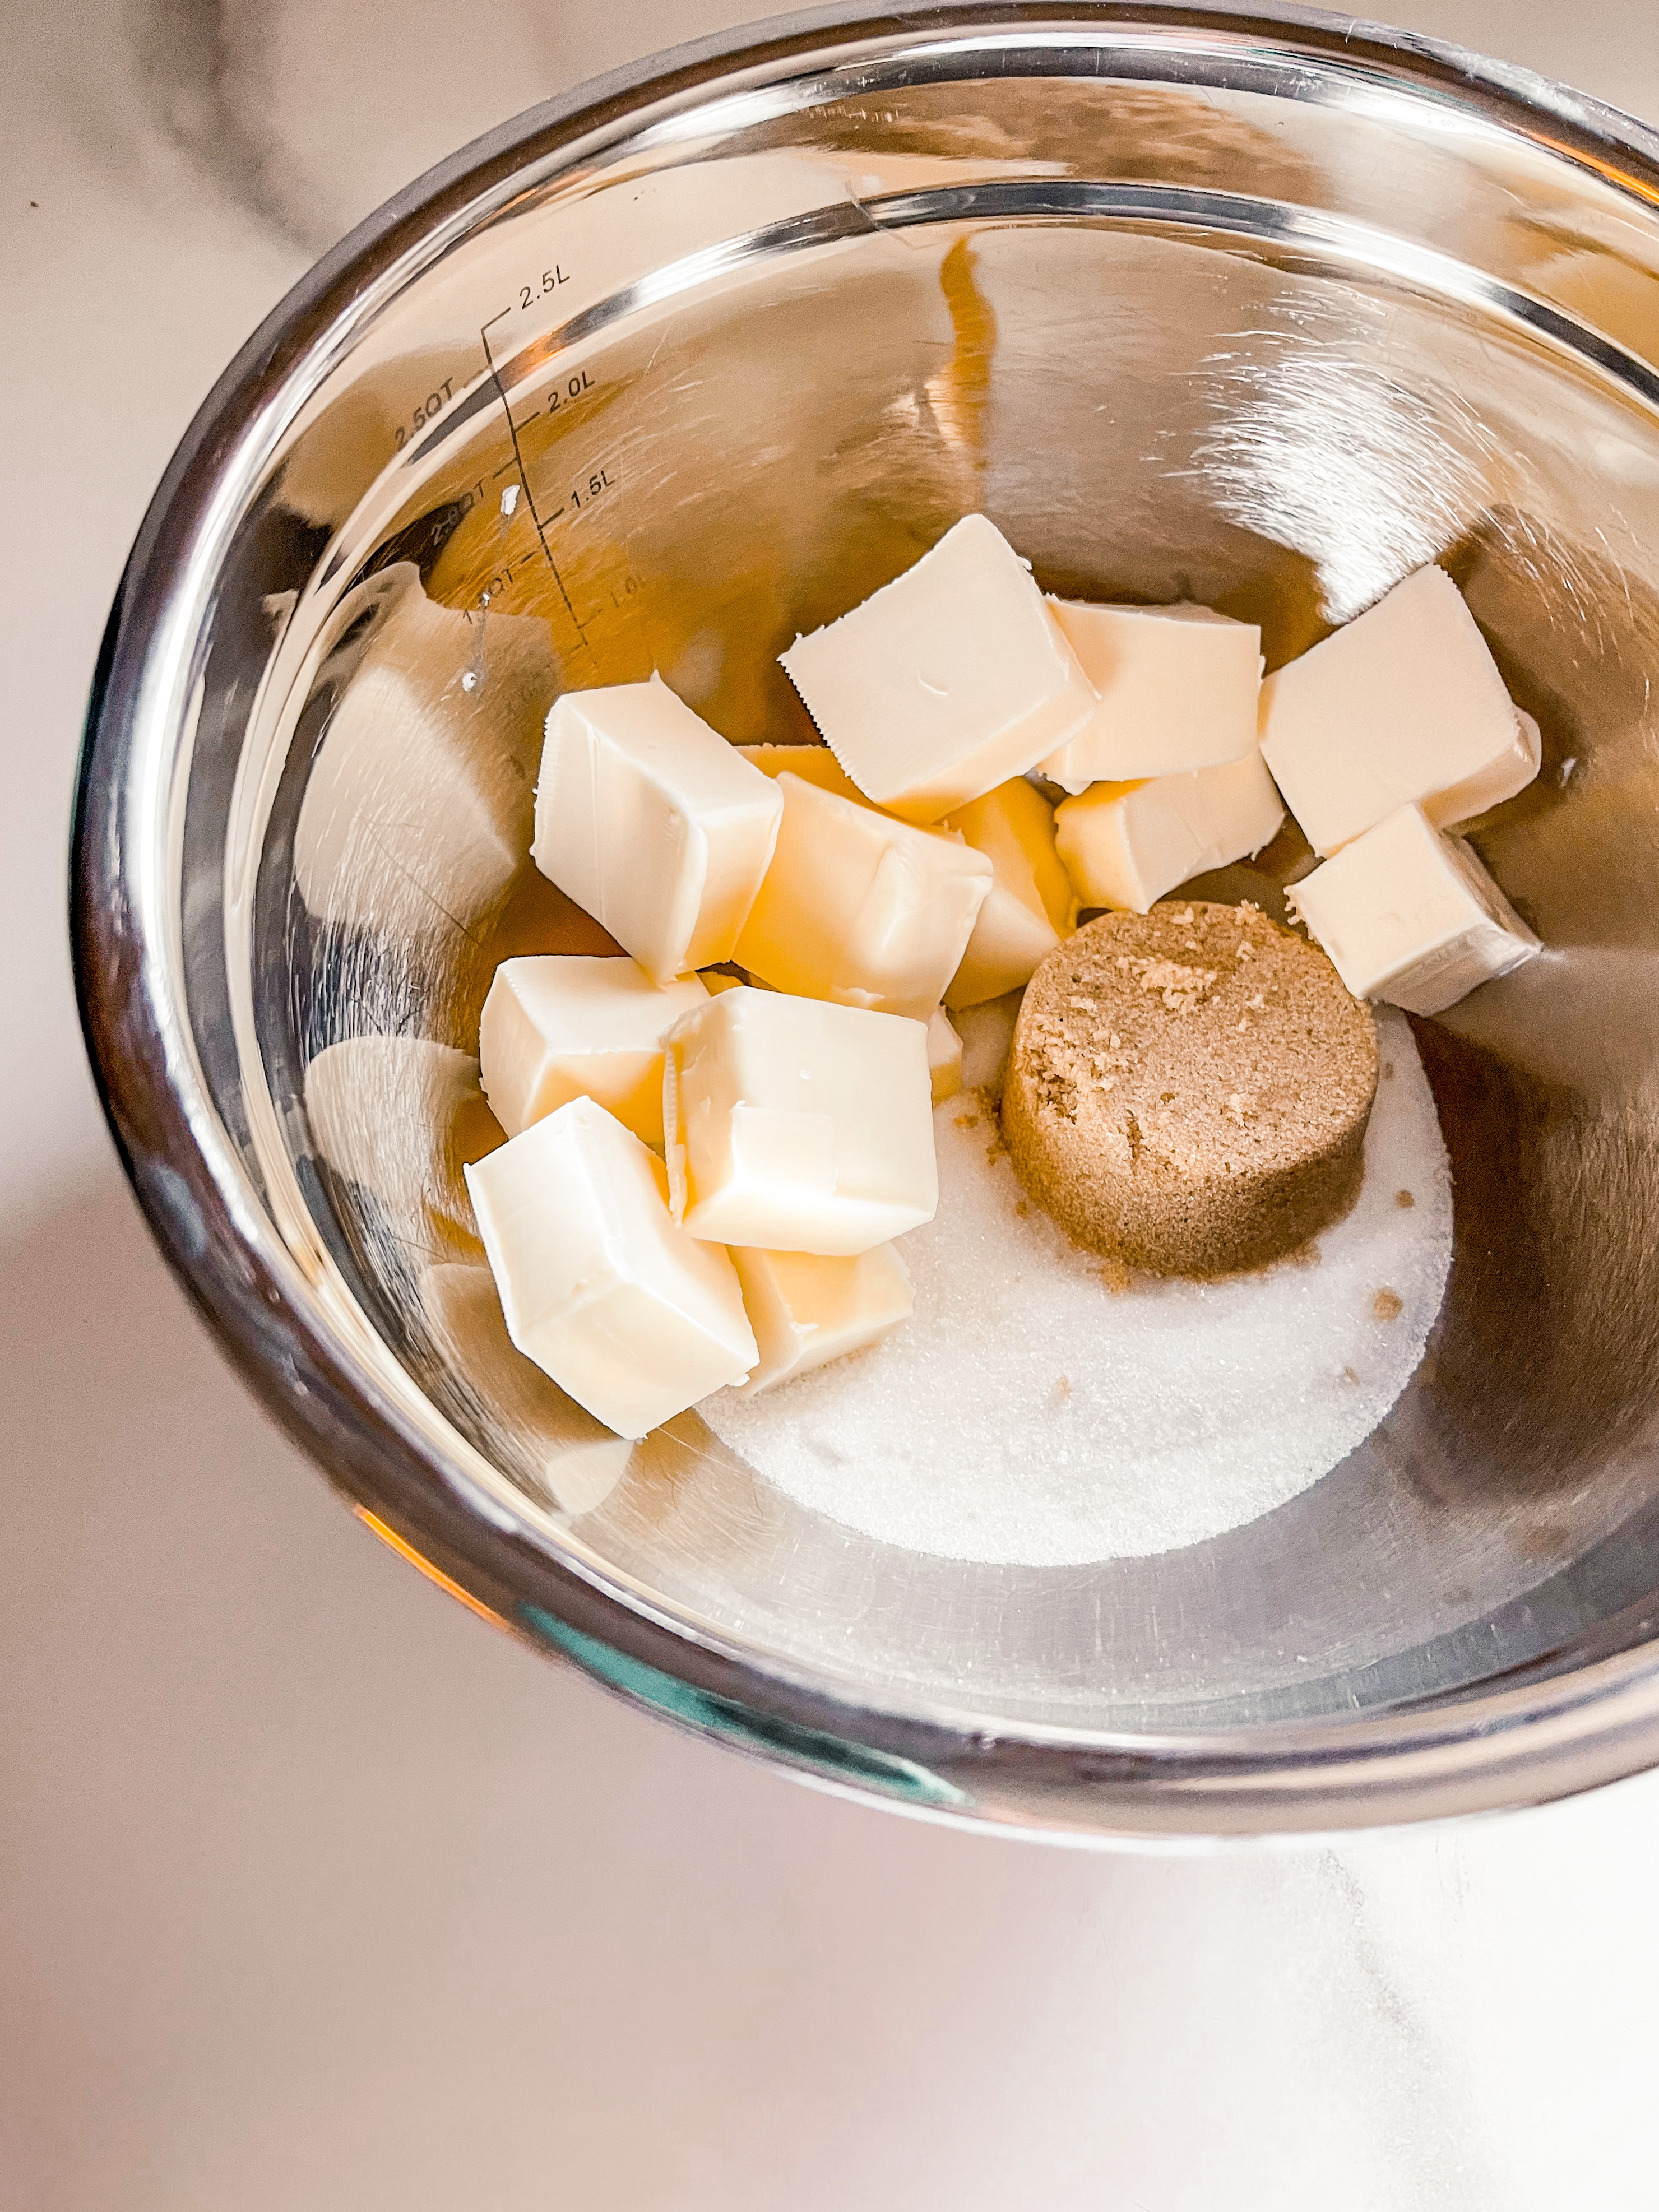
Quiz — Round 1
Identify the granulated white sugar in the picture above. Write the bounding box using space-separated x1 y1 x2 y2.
699 1005 1452 1565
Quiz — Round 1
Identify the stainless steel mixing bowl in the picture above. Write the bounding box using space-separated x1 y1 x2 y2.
73 1 1659 1837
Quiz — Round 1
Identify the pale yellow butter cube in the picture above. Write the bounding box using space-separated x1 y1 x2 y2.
740 745 1076 1008
1286 803 1541 1015
1039 600 1263 790
734 773 992 1021
731 1244 914 1394
928 1008 963 1104
532 676 782 982
943 777 1077 1008
1259 565 1541 856
778 513 1097 823
464 1096 757 1439
663 987 937 1255
478 954 708 1146
1055 753 1285 913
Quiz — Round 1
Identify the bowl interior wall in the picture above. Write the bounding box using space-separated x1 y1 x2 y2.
183 47 1659 1733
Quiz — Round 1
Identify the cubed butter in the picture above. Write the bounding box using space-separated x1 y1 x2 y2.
1054 752 1285 913
1259 565 1542 855
663 987 937 1255
464 1095 757 1439
730 1244 914 1394
478 954 707 1146
532 675 782 983
943 777 1077 1008
1286 802 1541 1015
779 513 1097 822
928 1008 963 1104
745 707 1079 1043
734 772 992 1020
1039 600 1263 790
738 743 867 804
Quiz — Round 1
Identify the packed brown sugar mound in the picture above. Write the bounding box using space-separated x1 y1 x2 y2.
1003 902 1379 1277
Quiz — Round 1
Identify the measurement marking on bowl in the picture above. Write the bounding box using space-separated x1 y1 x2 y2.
481 306 585 642
476 549 543 610
548 368 595 414
393 377 456 452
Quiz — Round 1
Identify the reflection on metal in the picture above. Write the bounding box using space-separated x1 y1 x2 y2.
1527 249 1659 375
925 235 998 466
294 565 555 941
73 4 1659 1835
307 1033 483 1214
419 1263 633 1518
1193 288 1514 624
518 1604 971 1811
355 1508 507 1631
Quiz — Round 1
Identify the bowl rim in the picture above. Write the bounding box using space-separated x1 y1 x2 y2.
72 0 1659 1839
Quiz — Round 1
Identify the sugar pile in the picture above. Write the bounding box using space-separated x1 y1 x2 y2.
699 1006 1452 1565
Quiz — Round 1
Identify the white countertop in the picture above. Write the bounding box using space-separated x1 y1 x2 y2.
6 4 1659 2205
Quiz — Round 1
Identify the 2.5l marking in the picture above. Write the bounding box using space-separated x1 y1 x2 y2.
520 266 571 310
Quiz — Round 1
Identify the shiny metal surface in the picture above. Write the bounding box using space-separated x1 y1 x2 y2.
73 0 1659 1835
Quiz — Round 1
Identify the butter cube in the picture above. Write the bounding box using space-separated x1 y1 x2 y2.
464 1096 757 1439
663 987 937 1254
734 773 992 1021
1259 566 1541 855
779 513 1097 823
532 676 782 983
1054 753 1285 913
1039 600 1263 790
744 718 1079 1046
738 743 867 804
479 955 707 1146
943 777 1077 1008
1287 802 1541 1015
731 1244 914 1394
928 1008 963 1104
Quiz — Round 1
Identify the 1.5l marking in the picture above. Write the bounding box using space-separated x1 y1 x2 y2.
566 466 614 513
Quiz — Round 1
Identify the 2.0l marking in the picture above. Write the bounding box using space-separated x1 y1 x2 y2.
548 368 594 413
